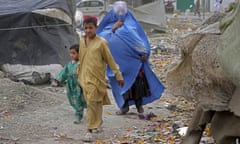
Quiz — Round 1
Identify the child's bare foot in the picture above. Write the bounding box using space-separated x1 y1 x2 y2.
74 113 82 124
73 120 81 124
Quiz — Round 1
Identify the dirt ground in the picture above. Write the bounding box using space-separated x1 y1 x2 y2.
0 17 216 144
0 75 180 144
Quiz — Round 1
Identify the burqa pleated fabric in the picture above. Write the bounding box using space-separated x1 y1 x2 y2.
97 2 165 108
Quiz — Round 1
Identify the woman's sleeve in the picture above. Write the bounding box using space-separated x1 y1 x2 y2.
102 41 123 81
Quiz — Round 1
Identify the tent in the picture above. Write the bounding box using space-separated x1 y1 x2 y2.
0 0 78 65
129 0 166 32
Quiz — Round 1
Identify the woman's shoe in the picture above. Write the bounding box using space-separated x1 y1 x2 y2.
137 106 144 113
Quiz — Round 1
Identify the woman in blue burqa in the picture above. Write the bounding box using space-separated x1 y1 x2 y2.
97 1 165 115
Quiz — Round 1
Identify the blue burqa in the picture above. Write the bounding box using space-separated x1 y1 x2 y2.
97 9 165 108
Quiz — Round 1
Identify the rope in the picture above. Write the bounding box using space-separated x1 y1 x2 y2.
0 23 71 31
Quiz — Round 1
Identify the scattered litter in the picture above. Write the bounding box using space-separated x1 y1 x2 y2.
200 137 215 144
0 126 4 130
53 133 75 141
177 127 188 136
10 136 19 141
106 112 111 115
138 112 157 120
166 104 177 111
0 111 10 119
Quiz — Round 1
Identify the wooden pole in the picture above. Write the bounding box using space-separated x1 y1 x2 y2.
202 0 205 19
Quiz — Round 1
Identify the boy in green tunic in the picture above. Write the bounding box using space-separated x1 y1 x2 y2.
55 44 86 124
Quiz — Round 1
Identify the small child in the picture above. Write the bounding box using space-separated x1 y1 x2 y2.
55 44 86 124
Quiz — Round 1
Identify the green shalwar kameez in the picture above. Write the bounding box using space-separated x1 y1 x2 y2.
55 61 86 122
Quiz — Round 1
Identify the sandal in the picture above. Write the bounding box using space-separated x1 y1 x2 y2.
92 120 104 133
115 110 127 115
92 127 103 133
82 132 93 142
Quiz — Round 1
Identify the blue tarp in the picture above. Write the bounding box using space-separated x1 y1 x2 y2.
97 9 165 108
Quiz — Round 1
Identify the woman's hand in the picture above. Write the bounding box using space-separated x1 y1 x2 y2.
112 20 123 32
140 55 147 61
118 80 124 87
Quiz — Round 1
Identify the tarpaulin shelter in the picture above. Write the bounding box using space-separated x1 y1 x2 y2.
0 0 78 65
129 0 166 32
